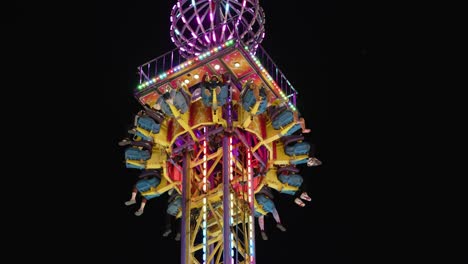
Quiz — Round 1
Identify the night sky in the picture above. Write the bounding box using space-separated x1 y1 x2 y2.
6 0 366 263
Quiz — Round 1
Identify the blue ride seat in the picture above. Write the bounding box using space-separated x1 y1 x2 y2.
217 85 229 106
254 193 276 217
290 158 308 165
201 84 229 108
167 196 182 216
270 107 294 130
285 142 311 156
125 147 151 161
125 162 145 169
173 90 189 114
156 89 190 116
241 86 267 114
136 177 161 200
278 173 303 187
137 116 160 134
282 135 310 156
282 123 301 136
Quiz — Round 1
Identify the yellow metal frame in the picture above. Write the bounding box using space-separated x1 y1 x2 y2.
168 103 198 141
135 119 170 147
240 100 262 128
131 46 310 263
251 121 298 153
262 167 299 194
272 140 309 166
186 185 254 264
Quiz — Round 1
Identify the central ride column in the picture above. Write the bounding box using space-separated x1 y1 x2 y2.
223 75 234 264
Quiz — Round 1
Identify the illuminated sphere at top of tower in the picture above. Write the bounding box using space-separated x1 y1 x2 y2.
170 0 265 58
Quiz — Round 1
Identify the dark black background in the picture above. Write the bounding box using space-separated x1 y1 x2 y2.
5 0 377 262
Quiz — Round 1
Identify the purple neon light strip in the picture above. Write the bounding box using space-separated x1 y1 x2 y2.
209 0 215 42
236 0 246 26
230 0 248 40
192 0 208 46
198 5 210 49
209 0 214 22
220 0 229 41
175 1 200 51
194 1 212 46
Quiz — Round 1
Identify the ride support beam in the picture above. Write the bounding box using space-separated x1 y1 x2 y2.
181 151 192 264
222 135 232 264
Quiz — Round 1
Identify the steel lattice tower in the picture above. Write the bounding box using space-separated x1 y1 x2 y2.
123 1 318 263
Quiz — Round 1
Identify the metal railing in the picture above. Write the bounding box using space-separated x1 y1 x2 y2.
137 29 298 107
138 47 187 84
253 45 298 105
137 18 242 85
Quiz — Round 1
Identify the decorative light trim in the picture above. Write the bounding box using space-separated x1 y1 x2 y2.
202 127 208 263
245 46 298 111
229 136 235 263
137 39 235 91
247 150 255 263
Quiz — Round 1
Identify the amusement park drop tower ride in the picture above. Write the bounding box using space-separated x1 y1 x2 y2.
127 1 316 263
